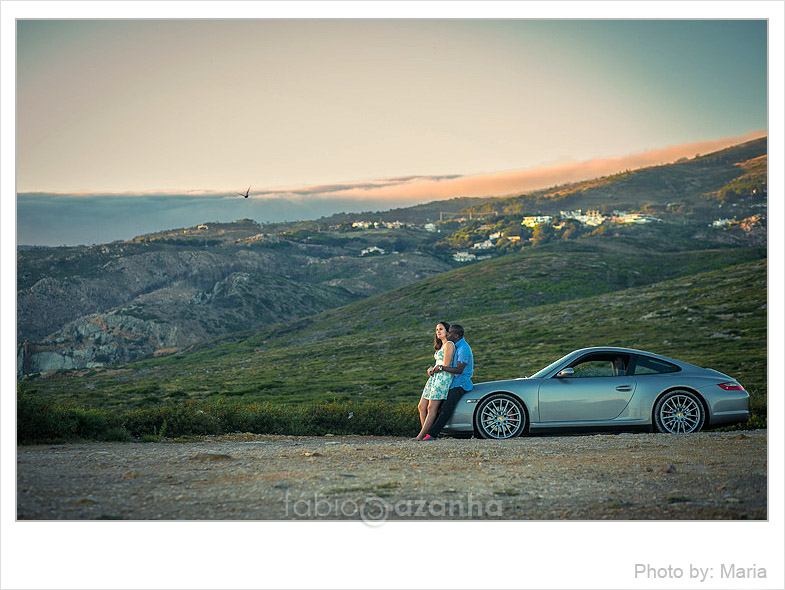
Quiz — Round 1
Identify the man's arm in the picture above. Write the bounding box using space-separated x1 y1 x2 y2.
437 361 466 375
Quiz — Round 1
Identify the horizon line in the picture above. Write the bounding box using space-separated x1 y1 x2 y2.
18 129 766 201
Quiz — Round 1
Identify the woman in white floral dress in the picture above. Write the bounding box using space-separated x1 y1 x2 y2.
413 322 454 440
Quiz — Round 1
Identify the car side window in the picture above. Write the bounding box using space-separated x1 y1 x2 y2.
567 354 628 377
571 359 616 377
631 355 680 375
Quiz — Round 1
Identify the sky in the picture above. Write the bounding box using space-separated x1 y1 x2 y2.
16 19 767 194
14 18 769 244
4 4 785 590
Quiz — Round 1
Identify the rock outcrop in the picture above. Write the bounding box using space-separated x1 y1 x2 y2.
17 222 450 374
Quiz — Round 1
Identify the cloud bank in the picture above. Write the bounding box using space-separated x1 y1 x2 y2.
271 130 765 203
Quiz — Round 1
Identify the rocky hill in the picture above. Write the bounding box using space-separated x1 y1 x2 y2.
17 138 767 375
17 221 450 373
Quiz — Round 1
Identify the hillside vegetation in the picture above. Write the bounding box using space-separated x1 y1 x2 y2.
17 223 450 372
18 137 767 441
457 137 767 218
17 138 766 375
21 249 766 429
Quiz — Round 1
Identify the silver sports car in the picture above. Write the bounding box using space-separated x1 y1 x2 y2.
442 347 750 439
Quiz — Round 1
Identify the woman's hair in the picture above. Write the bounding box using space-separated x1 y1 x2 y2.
433 321 450 350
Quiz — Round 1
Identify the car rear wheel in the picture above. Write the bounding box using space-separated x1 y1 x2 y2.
653 390 705 434
474 394 526 439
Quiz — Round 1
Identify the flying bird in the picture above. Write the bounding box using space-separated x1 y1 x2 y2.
236 186 251 198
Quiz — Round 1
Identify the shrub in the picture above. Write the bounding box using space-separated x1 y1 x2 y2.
18 392 423 443
70 407 126 441
17 391 133 443
17 390 78 443
19 389 765 442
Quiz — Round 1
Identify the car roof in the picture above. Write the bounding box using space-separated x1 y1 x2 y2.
570 347 696 368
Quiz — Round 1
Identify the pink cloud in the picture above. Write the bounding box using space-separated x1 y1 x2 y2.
303 130 766 204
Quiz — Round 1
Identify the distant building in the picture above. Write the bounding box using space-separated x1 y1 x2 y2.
740 214 765 231
521 215 553 228
472 239 494 250
560 210 605 226
507 236 521 242
352 221 373 229
489 231 503 239
614 212 655 224
360 246 385 256
711 218 734 228
424 223 437 232
453 251 477 262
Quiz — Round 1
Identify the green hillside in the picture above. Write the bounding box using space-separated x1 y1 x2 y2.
18 137 768 436
456 137 767 218
267 240 763 342
18 138 766 377
22 243 766 426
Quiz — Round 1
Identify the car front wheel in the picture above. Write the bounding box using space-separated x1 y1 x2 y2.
474 394 527 439
653 390 705 434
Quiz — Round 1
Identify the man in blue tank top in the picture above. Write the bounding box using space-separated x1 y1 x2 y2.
422 324 473 440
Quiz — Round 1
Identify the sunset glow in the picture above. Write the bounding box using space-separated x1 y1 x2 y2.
16 19 767 196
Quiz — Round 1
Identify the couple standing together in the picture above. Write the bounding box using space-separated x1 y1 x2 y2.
413 322 473 441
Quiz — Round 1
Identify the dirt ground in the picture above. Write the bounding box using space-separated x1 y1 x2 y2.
16 430 766 520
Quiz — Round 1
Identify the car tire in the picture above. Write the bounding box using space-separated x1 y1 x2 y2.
653 390 705 434
474 394 527 439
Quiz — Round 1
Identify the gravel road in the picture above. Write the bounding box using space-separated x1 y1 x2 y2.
17 430 766 520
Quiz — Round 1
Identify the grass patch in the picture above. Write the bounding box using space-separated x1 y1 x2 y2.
18 256 767 433
17 392 419 444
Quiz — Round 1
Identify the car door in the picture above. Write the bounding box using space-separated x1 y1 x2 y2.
538 352 636 422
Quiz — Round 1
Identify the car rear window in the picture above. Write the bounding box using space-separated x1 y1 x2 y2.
632 355 680 375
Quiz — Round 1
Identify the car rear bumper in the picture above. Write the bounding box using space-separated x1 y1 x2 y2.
702 386 750 427
709 409 750 426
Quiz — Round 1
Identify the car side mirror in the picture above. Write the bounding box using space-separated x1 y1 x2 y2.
556 367 575 378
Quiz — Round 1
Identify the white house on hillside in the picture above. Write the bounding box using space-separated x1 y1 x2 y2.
453 251 476 262
521 215 553 227
711 218 734 227
560 210 606 226
472 239 494 250
614 212 656 224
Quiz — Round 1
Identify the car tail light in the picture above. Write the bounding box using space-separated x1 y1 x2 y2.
718 382 745 391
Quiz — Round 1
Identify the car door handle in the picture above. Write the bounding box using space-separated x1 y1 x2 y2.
615 385 633 392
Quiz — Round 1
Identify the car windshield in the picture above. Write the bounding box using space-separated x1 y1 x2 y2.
529 352 573 379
